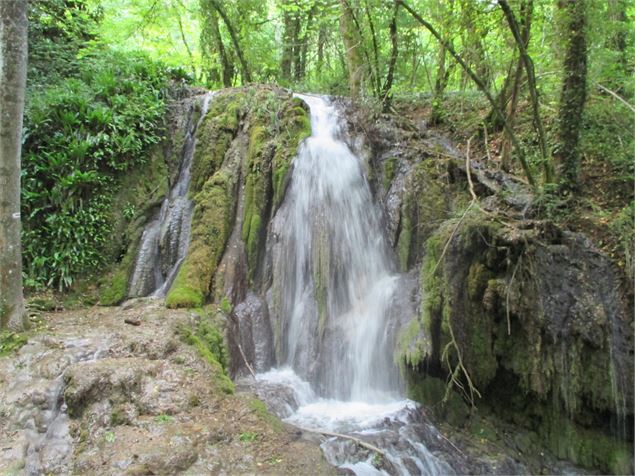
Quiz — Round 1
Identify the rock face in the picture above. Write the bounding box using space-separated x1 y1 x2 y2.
358 110 634 474
0 304 333 475
97 86 632 474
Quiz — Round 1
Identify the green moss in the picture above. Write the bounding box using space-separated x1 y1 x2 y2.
249 398 284 432
166 169 237 308
396 158 450 270
190 94 244 194
99 268 129 306
383 157 398 191
396 212 412 272
406 374 470 427
176 316 234 394
0 331 28 357
395 318 429 368
540 407 633 474
271 98 311 207
241 122 272 280
219 296 232 314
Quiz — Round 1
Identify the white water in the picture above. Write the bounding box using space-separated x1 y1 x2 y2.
260 95 452 475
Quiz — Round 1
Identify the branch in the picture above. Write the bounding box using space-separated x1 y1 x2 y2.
397 0 536 186
597 83 635 113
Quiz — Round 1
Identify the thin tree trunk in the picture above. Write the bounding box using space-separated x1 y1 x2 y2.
281 9 295 82
339 0 364 97
297 6 316 81
430 0 454 125
554 0 588 190
200 1 233 87
381 1 399 110
499 0 553 183
0 0 27 330
500 54 525 171
316 24 326 76
208 0 252 84
399 0 535 186
364 0 382 96
174 1 197 79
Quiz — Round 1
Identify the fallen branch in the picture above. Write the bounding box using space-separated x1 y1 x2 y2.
237 343 256 379
294 425 385 456
430 138 479 277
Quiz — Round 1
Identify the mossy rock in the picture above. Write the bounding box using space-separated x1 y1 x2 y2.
166 169 238 309
176 314 234 394
396 158 451 271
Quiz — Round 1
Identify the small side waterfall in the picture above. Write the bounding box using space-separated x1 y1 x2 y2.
259 95 455 475
128 93 214 298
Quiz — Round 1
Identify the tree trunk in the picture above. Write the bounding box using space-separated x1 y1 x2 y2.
499 0 553 182
296 6 316 81
208 0 252 84
381 1 399 110
316 24 327 76
339 0 364 97
281 9 296 82
430 0 454 125
554 0 587 190
200 1 234 87
364 0 382 96
0 0 27 330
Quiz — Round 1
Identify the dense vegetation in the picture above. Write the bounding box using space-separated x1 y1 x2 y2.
17 0 635 293
22 1 187 289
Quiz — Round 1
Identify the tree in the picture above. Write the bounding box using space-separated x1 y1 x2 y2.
202 0 252 84
0 0 28 330
554 0 588 190
339 0 364 97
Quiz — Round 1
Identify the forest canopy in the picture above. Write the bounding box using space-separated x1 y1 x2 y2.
19 0 635 292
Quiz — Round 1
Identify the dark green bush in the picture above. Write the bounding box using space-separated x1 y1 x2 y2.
22 50 170 290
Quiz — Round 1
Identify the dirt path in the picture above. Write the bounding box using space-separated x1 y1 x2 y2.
0 300 334 475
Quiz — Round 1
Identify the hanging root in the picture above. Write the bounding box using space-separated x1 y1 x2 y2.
432 137 482 409
441 319 482 408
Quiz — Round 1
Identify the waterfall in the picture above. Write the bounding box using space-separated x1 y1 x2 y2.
269 94 400 401
128 92 214 298
259 95 454 475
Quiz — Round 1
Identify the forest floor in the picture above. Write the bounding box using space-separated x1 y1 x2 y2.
0 300 334 475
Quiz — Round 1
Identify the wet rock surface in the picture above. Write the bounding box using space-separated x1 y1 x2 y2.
0 302 333 475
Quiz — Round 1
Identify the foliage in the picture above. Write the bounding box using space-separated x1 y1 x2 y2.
28 0 102 83
0 332 28 357
22 48 171 290
238 431 258 442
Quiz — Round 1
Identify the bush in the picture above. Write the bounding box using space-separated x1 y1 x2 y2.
22 49 171 290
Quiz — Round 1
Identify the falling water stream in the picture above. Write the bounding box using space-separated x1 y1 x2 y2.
128 92 214 298
257 95 455 475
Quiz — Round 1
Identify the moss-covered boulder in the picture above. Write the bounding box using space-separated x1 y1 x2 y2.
397 209 634 474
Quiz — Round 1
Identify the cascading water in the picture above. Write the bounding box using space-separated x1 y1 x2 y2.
128 92 214 298
258 95 455 475
269 94 400 401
